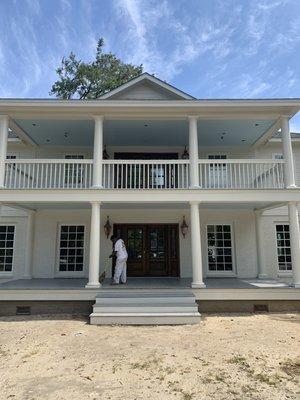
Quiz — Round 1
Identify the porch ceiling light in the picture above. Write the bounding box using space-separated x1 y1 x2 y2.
181 216 189 238
104 216 112 238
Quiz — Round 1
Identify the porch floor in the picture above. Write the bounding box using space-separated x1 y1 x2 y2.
0 277 294 290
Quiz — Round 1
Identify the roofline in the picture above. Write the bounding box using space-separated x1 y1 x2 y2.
1 98 300 103
99 72 195 100
0 99 300 107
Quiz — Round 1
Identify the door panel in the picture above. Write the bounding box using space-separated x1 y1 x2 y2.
113 224 179 277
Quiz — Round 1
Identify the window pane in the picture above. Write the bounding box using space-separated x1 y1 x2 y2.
207 225 233 272
275 225 292 272
0 226 15 272
59 225 84 272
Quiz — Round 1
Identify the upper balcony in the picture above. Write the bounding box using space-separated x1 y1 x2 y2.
4 157 285 190
0 89 299 193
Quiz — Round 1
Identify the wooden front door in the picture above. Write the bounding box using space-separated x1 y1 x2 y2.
113 224 179 277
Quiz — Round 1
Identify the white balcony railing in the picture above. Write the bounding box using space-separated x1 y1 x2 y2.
4 159 93 189
4 158 285 190
102 160 189 189
198 159 285 189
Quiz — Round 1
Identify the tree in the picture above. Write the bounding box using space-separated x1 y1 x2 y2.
50 38 143 99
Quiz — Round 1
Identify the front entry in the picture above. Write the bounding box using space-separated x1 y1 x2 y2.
113 224 180 277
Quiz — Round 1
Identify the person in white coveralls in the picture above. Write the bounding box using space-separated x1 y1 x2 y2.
110 235 128 285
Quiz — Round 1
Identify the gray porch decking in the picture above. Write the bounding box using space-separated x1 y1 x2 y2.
0 277 294 290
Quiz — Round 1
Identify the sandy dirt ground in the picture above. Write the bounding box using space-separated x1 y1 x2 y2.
0 313 299 400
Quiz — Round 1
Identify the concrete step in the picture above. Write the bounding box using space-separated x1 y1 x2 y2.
90 290 201 325
90 312 201 325
95 291 195 305
93 303 198 313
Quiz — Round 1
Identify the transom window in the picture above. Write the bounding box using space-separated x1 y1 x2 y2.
0 226 15 272
207 225 233 272
59 225 85 272
276 224 292 271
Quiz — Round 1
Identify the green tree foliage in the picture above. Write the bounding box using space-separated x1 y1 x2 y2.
50 38 143 99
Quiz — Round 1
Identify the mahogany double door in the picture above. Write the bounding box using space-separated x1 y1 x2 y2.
113 224 179 277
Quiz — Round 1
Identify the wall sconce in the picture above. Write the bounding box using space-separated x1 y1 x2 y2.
103 145 110 159
104 216 112 238
181 216 189 238
181 146 189 159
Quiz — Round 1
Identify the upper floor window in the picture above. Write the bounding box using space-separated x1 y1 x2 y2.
273 154 284 160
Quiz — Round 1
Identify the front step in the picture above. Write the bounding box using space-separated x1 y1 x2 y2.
90 291 201 325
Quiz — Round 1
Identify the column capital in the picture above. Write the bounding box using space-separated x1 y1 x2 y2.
254 209 262 216
92 115 104 122
90 201 102 206
187 115 199 121
189 201 201 206
0 114 9 122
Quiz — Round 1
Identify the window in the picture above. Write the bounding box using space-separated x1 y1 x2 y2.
0 226 15 272
58 225 85 272
276 224 292 271
64 155 84 185
273 154 284 160
207 225 233 272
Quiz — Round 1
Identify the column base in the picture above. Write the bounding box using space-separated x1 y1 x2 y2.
91 185 103 189
85 283 102 289
191 282 206 288
189 185 201 189
286 184 297 189
293 283 300 288
258 274 268 279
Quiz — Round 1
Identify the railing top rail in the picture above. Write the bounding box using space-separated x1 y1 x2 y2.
5 158 285 165
103 159 189 165
198 159 285 164
5 159 93 164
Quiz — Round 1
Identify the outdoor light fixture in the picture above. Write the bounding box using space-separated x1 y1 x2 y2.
181 216 189 238
103 145 110 159
104 216 112 238
181 146 189 159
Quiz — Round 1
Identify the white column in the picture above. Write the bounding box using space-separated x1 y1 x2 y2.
92 116 104 188
0 115 9 188
254 210 267 279
86 201 102 288
288 202 300 288
188 116 200 188
23 210 35 279
190 201 205 288
281 116 296 188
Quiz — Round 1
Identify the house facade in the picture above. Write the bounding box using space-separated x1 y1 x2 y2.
0 73 300 318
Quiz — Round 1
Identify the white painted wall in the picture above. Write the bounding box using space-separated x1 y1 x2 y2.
0 207 259 280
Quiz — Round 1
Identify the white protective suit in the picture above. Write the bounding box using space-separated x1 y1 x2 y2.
113 239 128 284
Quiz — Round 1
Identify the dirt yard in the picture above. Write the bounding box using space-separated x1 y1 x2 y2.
0 313 299 400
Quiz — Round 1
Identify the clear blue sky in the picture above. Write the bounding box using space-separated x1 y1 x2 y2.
0 0 300 129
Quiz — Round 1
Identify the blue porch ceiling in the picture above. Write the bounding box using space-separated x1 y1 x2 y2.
15 118 276 147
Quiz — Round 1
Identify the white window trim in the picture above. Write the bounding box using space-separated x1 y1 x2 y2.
55 223 87 277
0 223 16 276
274 222 293 277
205 222 237 277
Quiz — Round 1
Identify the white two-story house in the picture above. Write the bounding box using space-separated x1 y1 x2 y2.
0 73 300 322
